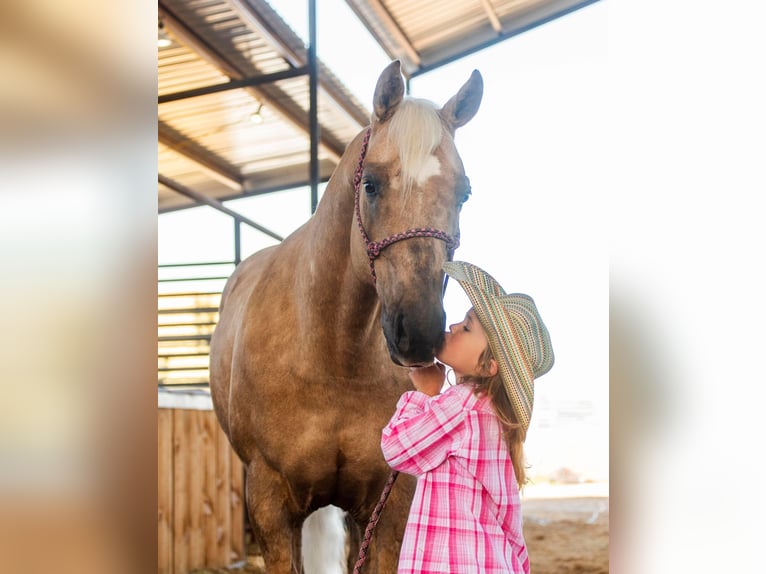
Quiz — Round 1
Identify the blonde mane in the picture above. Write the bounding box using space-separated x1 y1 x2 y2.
387 97 444 197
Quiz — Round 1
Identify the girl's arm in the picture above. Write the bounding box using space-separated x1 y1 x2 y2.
380 386 467 476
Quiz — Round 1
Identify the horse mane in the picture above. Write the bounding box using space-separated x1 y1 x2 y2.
386 97 444 197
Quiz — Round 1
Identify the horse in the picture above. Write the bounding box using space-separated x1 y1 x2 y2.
209 60 483 573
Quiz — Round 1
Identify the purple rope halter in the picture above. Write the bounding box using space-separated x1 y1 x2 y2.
353 128 460 283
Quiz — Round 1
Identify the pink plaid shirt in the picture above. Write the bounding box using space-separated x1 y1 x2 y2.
381 383 530 574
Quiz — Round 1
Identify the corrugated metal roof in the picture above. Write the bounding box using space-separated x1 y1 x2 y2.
158 0 598 212
158 0 370 212
344 0 600 78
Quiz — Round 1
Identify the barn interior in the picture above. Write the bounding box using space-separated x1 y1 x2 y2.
157 3 605 573
157 0 598 389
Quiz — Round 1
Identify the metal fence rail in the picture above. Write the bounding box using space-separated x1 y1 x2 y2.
158 261 235 388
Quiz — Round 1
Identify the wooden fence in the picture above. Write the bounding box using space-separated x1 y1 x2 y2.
158 392 245 573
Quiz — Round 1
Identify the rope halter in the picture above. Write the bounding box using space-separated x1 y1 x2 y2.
352 128 460 283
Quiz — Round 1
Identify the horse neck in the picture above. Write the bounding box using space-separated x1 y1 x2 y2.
294 130 407 382
302 129 379 320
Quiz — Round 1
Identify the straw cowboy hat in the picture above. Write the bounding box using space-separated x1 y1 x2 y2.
443 261 554 433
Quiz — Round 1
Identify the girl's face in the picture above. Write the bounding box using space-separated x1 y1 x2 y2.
436 308 493 379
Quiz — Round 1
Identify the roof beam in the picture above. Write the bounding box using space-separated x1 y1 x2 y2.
159 174 284 242
159 2 346 161
479 0 503 34
159 122 243 192
160 161 336 215
365 0 421 66
410 0 601 78
345 0 421 76
229 0 304 68
229 0 369 127
159 4 241 79
158 67 309 104
316 65 374 128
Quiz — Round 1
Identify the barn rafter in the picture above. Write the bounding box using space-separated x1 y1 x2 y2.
158 0 599 214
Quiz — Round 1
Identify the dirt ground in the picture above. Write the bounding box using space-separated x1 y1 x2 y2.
523 495 609 574
194 489 609 574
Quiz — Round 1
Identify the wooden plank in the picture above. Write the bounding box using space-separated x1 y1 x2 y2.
214 416 232 565
165 406 246 572
172 409 189 574
158 409 174 574
188 410 205 569
201 411 220 565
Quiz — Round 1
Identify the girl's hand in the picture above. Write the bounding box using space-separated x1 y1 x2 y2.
408 362 447 396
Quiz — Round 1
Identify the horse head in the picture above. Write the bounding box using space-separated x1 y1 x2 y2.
351 60 483 367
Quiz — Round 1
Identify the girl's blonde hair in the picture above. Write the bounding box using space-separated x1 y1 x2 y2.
458 345 528 489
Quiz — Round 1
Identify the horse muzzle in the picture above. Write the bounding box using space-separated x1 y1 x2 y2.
382 307 445 367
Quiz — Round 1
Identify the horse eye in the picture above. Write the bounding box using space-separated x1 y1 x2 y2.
363 180 377 195
459 188 472 205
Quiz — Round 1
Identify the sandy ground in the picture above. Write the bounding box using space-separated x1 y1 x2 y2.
193 482 609 574
522 482 609 574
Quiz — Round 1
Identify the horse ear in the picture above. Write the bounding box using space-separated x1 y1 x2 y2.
373 60 405 123
440 70 483 130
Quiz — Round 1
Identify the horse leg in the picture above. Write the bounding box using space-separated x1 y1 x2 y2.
302 506 347 574
244 459 303 574
354 473 416 574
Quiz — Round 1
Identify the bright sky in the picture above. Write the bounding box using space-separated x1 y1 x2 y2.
158 1 608 481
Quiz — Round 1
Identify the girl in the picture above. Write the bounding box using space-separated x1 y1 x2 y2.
381 261 554 573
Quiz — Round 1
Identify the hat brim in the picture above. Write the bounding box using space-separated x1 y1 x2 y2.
443 261 554 433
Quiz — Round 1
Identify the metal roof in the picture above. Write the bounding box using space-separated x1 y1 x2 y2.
158 0 370 212
345 0 601 78
157 0 598 213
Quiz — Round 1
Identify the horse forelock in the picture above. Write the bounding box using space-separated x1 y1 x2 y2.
386 97 445 197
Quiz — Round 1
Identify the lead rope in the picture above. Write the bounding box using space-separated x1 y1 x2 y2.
352 470 399 574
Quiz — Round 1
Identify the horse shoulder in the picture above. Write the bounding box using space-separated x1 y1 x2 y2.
210 247 279 406
219 246 276 312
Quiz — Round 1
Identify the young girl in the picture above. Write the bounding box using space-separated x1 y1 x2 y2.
380 261 554 574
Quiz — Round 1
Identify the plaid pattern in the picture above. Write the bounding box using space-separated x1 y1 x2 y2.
381 384 530 573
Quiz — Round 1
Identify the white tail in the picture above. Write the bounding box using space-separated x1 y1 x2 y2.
301 505 348 574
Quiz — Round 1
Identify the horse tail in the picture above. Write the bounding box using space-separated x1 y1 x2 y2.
302 505 348 574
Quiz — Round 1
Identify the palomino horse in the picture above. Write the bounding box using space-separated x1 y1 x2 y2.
209 60 483 573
